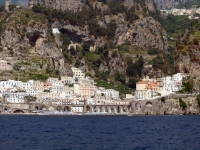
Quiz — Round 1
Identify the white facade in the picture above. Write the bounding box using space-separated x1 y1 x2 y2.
72 107 83 113
72 67 85 78
6 92 27 103
102 89 119 100
52 28 60 34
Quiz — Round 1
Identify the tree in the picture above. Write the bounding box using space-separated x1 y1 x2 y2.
114 71 126 84
193 38 199 45
82 43 90 51
128 77 137 88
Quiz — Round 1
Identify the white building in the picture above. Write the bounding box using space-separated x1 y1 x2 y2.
135 80 159 100
71 67 85 78
52 28 60 34
101 89 119 100
5 92 28 103
71 106 83 113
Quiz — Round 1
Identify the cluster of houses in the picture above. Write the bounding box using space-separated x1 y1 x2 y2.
0 67 121 112
0 59 186 110
160 8 200 19
135 73 185 100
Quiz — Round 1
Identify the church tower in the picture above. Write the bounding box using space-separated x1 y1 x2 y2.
5 0 11 11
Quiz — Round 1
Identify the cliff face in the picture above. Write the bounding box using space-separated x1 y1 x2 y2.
175 21 200 91
0 8 72 78
154 0 198 10
29 0 84 11
29 0 168 51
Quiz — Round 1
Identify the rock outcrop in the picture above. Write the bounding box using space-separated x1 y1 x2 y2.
28 0 169 51
175 21 200 92
1 8 72 76
29 0 84 11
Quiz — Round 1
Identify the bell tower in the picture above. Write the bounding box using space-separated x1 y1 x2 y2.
5 0 11 11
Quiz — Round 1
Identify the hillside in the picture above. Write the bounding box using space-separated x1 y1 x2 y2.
175 20 200 92
0 0 175 95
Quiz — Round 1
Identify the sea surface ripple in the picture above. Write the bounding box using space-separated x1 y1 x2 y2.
0 115 200 150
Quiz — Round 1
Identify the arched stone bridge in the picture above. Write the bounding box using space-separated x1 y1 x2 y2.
0 102 132 114
1 95 196 115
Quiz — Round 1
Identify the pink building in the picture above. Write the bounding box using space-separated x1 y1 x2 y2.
0 60 8 70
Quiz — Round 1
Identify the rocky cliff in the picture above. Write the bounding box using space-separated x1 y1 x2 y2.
29 0 168 51
175 20 200 92
0 7 72 80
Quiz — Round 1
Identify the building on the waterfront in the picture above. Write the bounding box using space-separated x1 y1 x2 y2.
135 73 185 100
135 80 159 100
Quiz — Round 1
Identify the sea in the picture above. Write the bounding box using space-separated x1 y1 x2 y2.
0 115 200 150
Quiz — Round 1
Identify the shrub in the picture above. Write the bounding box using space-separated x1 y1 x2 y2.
147 48 159 55
128 77 137 88
196 95 200 107
193 38 199 45
179 98 187 110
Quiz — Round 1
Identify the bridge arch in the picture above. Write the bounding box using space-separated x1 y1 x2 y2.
13 109 24 114
48 106 55 111
35 106 39 110
99 106 103 112
40 105 47 110
86 105 91 112
64 106 71 112
146 101 153 108
105 106 109 113
135 103 141 111
56 106 62 112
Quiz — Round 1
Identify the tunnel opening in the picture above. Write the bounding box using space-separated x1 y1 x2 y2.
13 109 24 114
64 106 71 112
86 105 90 112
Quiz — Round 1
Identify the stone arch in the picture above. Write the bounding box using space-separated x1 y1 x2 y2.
128 105 132 113
56 106 62 112
111 106 115 114
146 101 153 107
48 106 55 111
117 106 120 113
135 103 141 111
13 109 24 114
123 106 127 113
105 106 109 113
35 106 39 110
93 106 97 112
4 108 8 112
64 106 71 112
99 106 102 112
86 105 91 112
40 105 47 111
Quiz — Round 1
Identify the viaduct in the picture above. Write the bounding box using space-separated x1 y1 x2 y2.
0 94 198 115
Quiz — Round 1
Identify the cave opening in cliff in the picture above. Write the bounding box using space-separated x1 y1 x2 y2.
26 31 44 46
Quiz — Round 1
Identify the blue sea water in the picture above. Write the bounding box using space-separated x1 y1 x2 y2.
0 115 200 150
